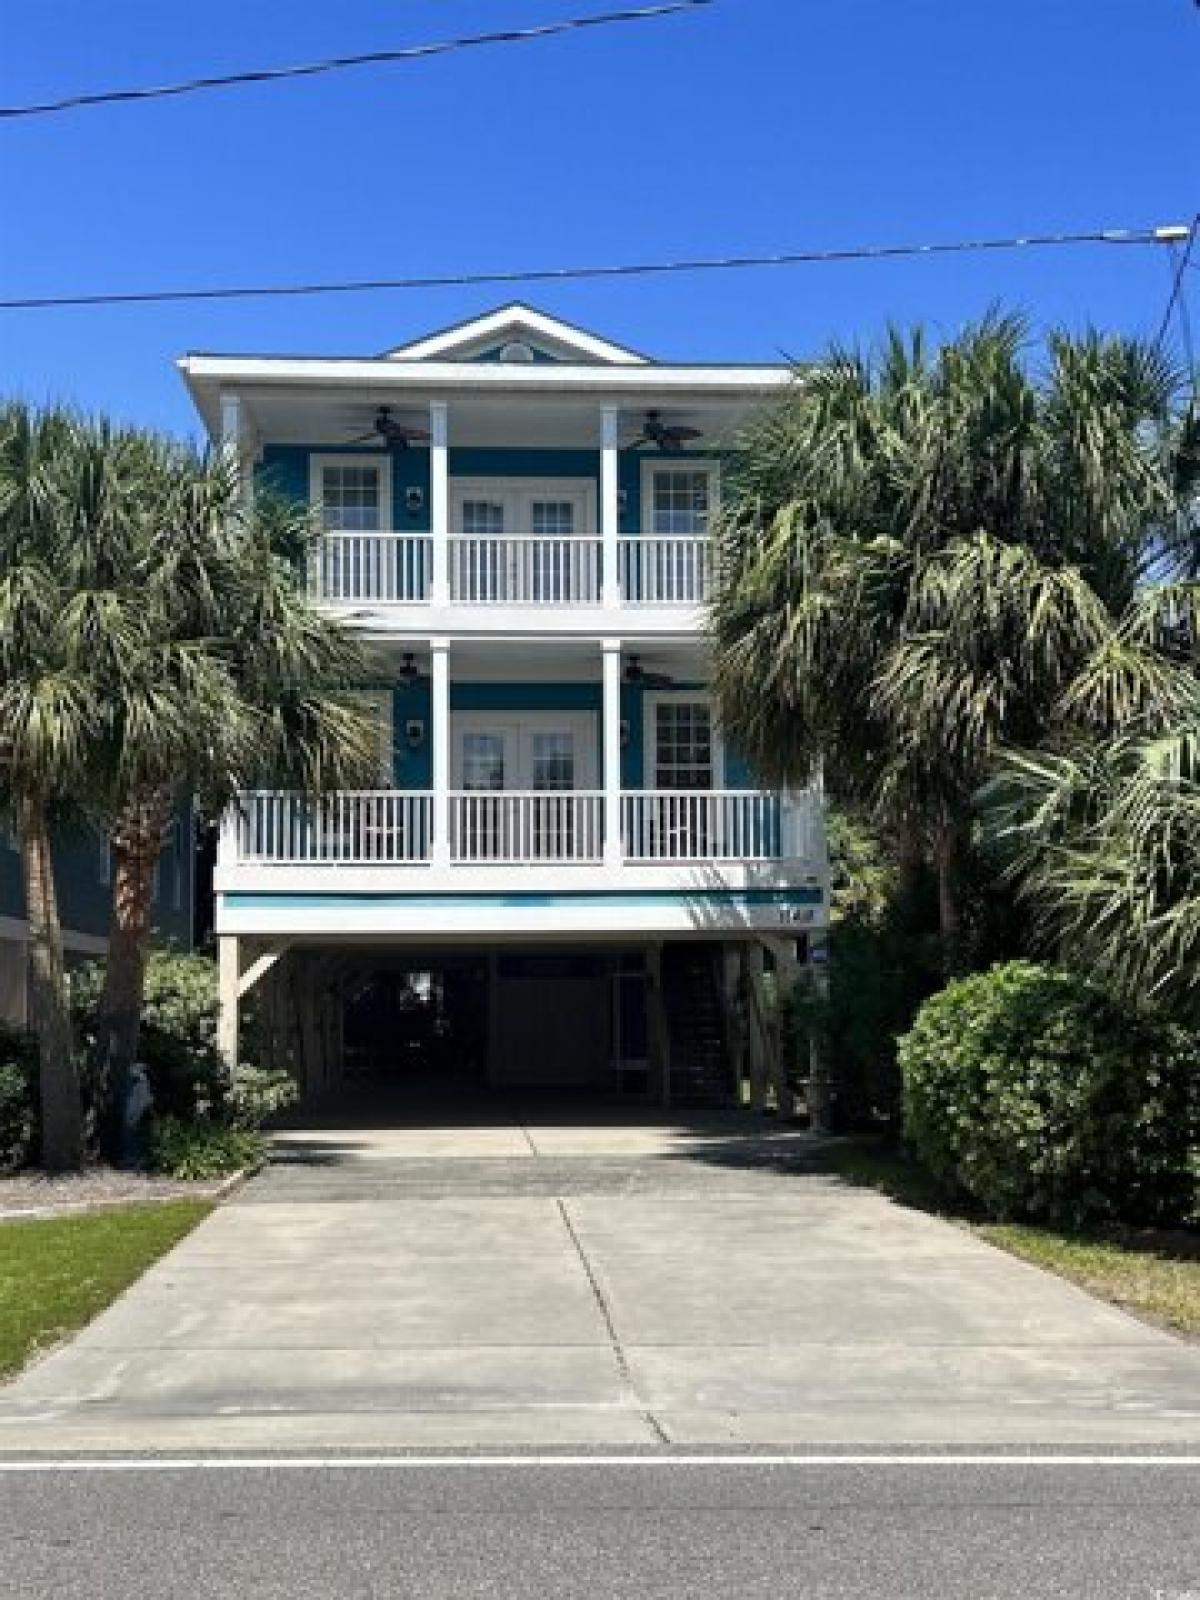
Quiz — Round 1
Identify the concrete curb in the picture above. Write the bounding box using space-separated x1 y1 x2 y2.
0 1166 252 1225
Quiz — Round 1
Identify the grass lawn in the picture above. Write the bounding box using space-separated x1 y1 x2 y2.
822 1141 1200 1340
0 1200 212 1381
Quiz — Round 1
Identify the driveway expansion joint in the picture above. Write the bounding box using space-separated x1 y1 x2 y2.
554 1196 671 1445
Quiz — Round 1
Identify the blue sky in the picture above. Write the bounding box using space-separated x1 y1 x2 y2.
1 1 1196 438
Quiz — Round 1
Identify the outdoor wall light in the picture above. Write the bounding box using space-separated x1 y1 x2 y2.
617 489 628 516
405 486 425 516
405 718 426 749
619 719 631 748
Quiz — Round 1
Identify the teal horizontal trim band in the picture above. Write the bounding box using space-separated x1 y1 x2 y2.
225 887 823 911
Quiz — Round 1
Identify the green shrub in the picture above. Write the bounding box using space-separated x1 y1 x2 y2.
898 960 1200 1228
148 1116 266 1181
227 1066 298 1130
73 951 287 1128
0 1023 38 1172
73 952 228 1120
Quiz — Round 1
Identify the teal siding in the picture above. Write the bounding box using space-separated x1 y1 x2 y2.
389 679 642 787
391 676 432 789
256 443 721 536
383 677 756 792
470 344 563 364
1 811 192 949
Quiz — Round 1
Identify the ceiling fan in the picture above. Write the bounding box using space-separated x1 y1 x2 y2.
623 653 676 690
345 406 431 449
624 409 703 452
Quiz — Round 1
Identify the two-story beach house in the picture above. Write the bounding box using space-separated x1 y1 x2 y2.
180 306 828 1104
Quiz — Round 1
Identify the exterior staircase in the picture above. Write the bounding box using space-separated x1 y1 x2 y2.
661 944 731 1106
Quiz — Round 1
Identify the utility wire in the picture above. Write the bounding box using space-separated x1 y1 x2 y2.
0 2 712 121
1154 211 1198 351
0 225 1186 312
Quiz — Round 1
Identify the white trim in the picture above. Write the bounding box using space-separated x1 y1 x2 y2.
639 457 720 536
643 690 725 791
180 356 794 397
430 640 451 867
450 475 597 533
308 453 393 534
601 407 620 607
383 305 650 366
429 402 449 606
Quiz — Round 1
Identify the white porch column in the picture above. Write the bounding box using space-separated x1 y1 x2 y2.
219 392 249 506
602 637 623 868
217 934 239 1071
430 400 450 605
600 404 620 606
431 638 451 866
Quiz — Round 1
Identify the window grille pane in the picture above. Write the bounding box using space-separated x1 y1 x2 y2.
321 464 382 532
654 702 713 790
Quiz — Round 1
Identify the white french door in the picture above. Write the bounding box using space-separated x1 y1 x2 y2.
450 480 597 602
451 713 599 860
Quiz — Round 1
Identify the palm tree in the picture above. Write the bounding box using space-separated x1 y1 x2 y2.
0 405 126 1168
90 444 379 1150
712 317 1195 967
984 580 1200 1016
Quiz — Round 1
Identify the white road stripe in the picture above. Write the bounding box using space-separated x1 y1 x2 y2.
0 1454 1198 1473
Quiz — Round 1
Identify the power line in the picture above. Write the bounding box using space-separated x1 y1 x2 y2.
0 2 712 121
0 224 1186 312
1154 211 1198 351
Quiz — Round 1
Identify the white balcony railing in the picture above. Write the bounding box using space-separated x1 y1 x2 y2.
447 536 602 605
622 791 784 862
226 789 813 869
306 532 713 607
308 534 432 604
449 791 605 863
235 791 432 864
618 536 710 605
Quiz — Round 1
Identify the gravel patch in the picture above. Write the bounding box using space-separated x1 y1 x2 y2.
0 1168 232 1219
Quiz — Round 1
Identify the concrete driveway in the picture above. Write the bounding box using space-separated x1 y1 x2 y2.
3 1092 1199 1450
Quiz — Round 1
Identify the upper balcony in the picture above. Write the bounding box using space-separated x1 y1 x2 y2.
179 303 794 641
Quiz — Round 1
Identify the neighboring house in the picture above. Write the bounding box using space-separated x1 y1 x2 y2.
0 820 194 1027
179 305 828 1102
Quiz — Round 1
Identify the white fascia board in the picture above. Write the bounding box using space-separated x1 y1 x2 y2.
178 355 793 393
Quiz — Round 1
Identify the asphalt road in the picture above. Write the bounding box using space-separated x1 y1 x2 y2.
1 1453 1198 1599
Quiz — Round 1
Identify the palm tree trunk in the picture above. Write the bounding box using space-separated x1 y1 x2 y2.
934 821 967 974
97 789 171 1162
19 794 84 1171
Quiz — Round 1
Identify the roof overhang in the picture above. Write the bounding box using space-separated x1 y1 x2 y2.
178 355 797 448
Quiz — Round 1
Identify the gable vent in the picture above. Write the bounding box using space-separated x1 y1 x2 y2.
498 340 537 365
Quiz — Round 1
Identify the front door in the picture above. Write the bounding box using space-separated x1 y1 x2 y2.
451 481 594 602
452 713 597 859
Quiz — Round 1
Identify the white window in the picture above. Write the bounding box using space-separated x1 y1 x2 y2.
310 456 392 533
645 464 717 537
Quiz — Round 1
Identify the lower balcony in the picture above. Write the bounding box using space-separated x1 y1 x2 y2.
216 788 827 941
226 788 817 867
